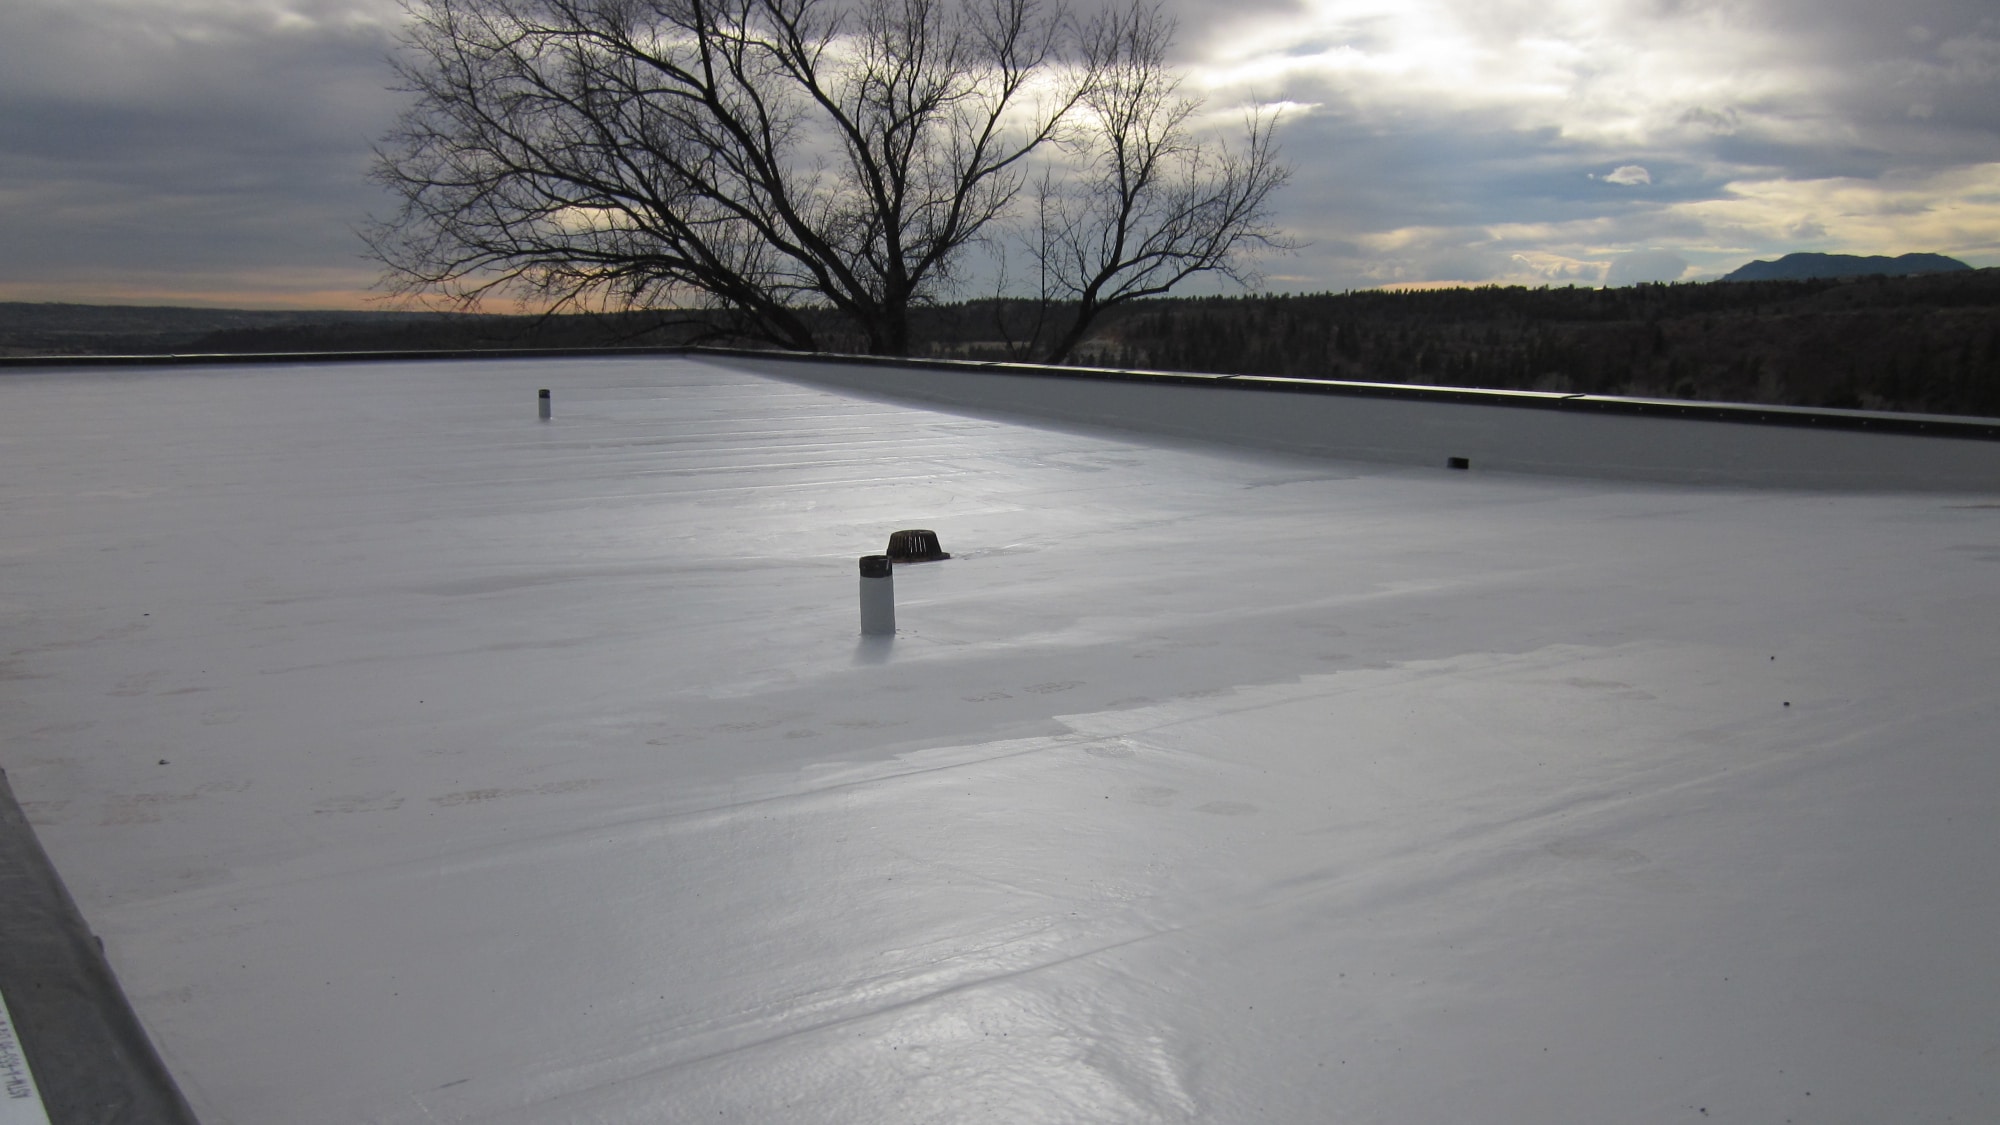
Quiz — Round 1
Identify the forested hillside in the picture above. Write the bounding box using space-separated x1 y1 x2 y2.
1004 269 2000 416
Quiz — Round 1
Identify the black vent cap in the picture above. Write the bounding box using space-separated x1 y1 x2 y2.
886 530 950 562
859 554 893 578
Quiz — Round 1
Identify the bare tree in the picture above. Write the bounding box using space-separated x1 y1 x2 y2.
368 0 1290 357
1011 0 1294 364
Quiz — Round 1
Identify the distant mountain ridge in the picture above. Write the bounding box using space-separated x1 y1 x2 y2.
1723 252 1970 282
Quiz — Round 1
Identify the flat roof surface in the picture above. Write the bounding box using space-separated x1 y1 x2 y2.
4 356 1999 1122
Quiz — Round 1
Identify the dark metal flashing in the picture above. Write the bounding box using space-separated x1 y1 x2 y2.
5 342 1997 444
0 345 688 370
0 769 200 1124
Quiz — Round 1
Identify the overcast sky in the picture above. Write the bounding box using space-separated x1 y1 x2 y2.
2 0 1996 308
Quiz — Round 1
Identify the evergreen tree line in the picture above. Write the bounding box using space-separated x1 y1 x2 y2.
924 270 2000 416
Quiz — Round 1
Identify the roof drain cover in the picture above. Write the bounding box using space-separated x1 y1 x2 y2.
887 530 951 562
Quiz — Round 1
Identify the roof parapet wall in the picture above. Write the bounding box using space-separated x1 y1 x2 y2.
706 349 2000 492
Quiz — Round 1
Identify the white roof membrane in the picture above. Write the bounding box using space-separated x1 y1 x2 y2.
3 357 1999 1122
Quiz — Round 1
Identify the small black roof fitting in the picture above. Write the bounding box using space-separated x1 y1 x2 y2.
886 530 950 562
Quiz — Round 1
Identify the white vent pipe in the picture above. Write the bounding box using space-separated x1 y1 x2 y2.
859 555 894 635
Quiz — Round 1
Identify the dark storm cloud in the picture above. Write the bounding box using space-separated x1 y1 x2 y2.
0 0 404 302
1267 89 1730 229
1160 0 1312 61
